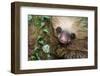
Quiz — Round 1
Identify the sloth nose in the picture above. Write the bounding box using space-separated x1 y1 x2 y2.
60 31 71 44
60 35 67 43
60 36 71 44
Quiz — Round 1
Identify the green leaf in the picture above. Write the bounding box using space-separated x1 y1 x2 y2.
31 55 37 60
43 16 50 20
38 40 44 45
34 47 39 51
43 28 49 34
40 22 45 28
41 16 51 22
37 36 44 45
28 15 32 21
33 16 41 27
35 53 41 60
37 36 43 41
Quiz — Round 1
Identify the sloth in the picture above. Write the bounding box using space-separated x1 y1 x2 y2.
52 16 87 44
51 16 88 59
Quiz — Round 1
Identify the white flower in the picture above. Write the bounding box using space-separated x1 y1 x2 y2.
42 44 50 53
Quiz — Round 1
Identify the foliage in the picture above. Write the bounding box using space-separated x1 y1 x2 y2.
29 15 51 60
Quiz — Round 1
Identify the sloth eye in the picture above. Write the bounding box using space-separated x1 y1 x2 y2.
71 33 76 39
56 27 62 34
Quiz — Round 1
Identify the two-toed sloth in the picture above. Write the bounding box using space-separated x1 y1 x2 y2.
52 16 88 45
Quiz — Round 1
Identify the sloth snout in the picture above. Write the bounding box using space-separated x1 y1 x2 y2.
59 31 76 44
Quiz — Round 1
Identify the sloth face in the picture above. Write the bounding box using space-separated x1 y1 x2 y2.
52 16 87 45
56 27 76 44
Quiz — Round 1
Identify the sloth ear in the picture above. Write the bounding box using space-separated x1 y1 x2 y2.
56 27 62 34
